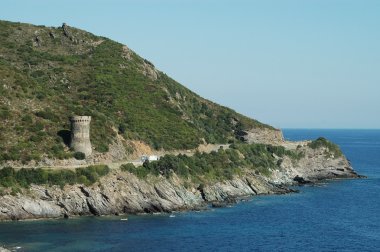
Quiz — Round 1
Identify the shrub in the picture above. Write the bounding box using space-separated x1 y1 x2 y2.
77 175 89 185
74 152 86 160
35 108 58 122
11 186 22 196
0 107 11 120
120 163 135 172
308 137 342 157
122 142 305 182
29 122 44 132
121 163 150 179
21 114 33 123
0 165 110 189
96 143 109 153
118 123 126 134
91 164 110 176
35 92 46 100
76 165 110 185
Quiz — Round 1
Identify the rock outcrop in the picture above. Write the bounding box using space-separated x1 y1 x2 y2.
0 247 10 252
237 127 284 145
271 140 359 184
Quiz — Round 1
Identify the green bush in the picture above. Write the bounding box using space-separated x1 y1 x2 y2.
35 108 59 122
74 152 86 160
0 107 11 120
29 122 44 132
0 165 110 189
120 163 135 172
21 114 33 123
76 165 110 185
120 142 303 182
96 143 109 153
121 162 152 179
308 137 342 157
118 123 126 134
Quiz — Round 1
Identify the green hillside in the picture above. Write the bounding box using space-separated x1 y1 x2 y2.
0 20 273 163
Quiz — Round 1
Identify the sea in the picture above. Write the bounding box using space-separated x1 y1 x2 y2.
0 129 379 252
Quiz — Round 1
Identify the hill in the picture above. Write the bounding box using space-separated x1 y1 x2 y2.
0 20 362 222
0 20 276 164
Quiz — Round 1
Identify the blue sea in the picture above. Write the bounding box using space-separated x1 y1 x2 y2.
0 129 379 252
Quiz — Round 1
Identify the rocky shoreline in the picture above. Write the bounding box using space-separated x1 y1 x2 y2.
0 141 360 221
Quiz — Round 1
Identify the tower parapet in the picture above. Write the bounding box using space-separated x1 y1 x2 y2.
70 116 92 156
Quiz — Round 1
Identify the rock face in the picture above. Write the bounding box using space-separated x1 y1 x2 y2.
0 247 10 252
270 141 359 184
62 23 70 37
0 172 204 220
238 128 284 145
0 141 360 221
0 171 288 221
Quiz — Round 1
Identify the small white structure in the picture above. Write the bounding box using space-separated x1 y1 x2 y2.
141 155 159 162
148 155 159 161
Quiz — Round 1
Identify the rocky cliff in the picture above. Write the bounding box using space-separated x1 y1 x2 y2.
0 140 359 221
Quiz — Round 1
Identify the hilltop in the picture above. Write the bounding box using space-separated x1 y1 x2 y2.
0 20 277 164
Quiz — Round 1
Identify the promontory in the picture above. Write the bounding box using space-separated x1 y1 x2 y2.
0 20 360 221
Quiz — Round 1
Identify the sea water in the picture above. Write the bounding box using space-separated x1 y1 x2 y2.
0 129 379 252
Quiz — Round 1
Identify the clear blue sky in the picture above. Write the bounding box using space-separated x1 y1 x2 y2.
2 0 379 128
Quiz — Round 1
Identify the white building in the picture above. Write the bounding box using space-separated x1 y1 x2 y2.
141 155 159 162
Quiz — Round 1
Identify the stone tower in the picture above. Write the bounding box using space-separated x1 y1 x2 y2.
70 116 92 156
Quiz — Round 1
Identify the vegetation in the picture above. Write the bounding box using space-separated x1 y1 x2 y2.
73 152 86 160
120 143 303 182
308 137 343 158
0 165 110 191
0 20 273 163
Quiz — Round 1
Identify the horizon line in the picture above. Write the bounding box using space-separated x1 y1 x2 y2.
281 128 380 130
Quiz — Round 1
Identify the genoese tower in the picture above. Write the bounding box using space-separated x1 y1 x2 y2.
70 116 92 156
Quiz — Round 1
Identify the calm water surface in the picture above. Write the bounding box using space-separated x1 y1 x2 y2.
0 129 379 251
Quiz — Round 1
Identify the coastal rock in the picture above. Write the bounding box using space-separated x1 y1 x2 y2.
271 142 358 184
293 175 311 184
0 194 61 220
245 175 276 194
21 198 62 218
0 246 10 252
0 142 360 221
201 178 255 202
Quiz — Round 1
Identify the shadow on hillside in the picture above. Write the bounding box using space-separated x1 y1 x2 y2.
57 130 71 146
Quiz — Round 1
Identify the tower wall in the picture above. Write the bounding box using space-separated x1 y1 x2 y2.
70 116 92 156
